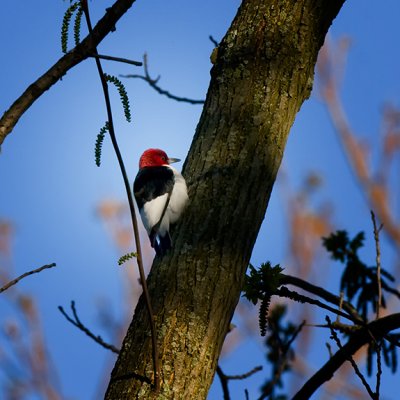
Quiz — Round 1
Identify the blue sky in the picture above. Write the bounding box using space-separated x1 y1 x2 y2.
1 1 400 399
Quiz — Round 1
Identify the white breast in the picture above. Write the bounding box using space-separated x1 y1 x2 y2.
140 193 169 234
158 166 188 236
140 166 188 237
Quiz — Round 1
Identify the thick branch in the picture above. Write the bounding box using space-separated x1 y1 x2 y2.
0 0 138 146
105 1 346 398
292 313 400 399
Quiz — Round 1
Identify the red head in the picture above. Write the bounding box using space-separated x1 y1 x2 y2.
139 148 180 169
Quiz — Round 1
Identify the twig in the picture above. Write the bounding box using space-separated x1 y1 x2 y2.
0 263 56 294
375 340 382 399
217 365 262 400
58 301 120 354
295 314 400 399
258 321 305 400
280 273 363 324
259 356 287 399
326 342 333 358
3 277 62 398
371 211 383 319
275 286 358 324
224 365 263 380
365 211 393 399
0 0 139 145
292 313 400 399
336 291 344 323
59 301 152 385
216 366 230 400
286 320 306 349
313 321 360 334
371 252 399 400
89 53 142 66
120 53 205 105
209 35 219 47
81 1 160 391
326 316 375 399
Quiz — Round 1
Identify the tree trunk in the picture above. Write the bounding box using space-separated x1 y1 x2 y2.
105 0 345 398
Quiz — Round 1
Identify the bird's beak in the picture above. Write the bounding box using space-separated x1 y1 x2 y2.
168 157 180 164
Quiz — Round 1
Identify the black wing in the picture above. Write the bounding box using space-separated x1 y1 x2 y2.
133 166 175 209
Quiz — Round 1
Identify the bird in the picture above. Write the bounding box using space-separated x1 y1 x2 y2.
133 148 189 256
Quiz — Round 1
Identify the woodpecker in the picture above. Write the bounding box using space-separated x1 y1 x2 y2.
133 148 189 256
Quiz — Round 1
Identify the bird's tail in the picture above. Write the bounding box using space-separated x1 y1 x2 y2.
150 230 172 256
157 233 172 256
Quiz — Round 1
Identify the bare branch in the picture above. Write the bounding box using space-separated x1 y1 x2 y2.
326 316 375 399
375 340 382 400
336 291 344 323
216 366 230 400
58 301 120 354
216 365 262 400
209 35 219 47
371 211 383 319
0 0 139 146
120 53 205 104
224 365 263 380
89 53 142 66
292 313 400 399
275 286 358 324
0 263 56 294
280 273 363 324
258 321 305 400
58 301 152 387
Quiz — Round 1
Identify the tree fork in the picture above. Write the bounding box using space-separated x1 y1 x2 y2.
105 0 345 398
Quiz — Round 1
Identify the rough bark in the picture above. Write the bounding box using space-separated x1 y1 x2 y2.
105 0 345 398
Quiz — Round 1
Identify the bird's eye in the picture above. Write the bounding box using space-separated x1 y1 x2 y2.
162 156 166 161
